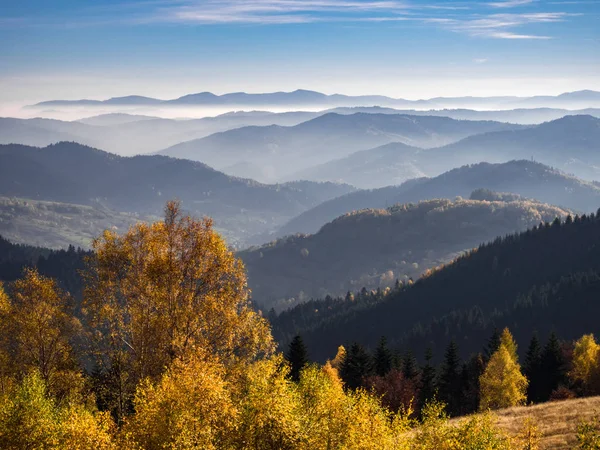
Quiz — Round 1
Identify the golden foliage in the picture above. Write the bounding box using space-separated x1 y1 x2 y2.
122 353 236 450
514 417 540 450
480 345 528 411
500 328 519 362
570 334 600 395
82 200 273 419
6 268 81 401
0 371 115 450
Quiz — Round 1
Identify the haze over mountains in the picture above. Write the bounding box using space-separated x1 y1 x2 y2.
157 113 523 181
0 142 354 247
276 160 600 238
30 89 600 110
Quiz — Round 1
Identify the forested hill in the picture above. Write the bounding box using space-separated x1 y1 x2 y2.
243 196 569 311
0 235 87 296
277 160 600 237
0 142 354 246
271 213 600 362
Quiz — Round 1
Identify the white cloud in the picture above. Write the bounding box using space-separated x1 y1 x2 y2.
489 0 537 8
473 58 489 63
425 12 570 39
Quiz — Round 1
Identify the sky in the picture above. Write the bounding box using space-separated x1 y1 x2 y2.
0 0 599 104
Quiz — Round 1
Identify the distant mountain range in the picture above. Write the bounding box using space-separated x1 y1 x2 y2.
0 142 355 247
157 113 522 181
275 160 600 238
292 115 600 188
242 194 569 311
0 112 317 156
31 89 600 109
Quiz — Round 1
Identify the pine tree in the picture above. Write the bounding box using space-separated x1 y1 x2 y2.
540 332 565 401
402 351 419 381
340 342 373 390
524 333 543 403
438 340 461 416
460 354 485 415
286 335 309 382
484 328 501 362
419 347 436 410
479 345 528 410
374 337 393 376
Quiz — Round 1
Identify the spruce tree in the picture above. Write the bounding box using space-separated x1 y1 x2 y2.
340 342 373 390
540 332 565 400
419 347 436 410
402 351 419 381
460 353 485 415
524 333 543 403
286 335 308 382
374 337 393 377
438 340 462 416
484 328 501 362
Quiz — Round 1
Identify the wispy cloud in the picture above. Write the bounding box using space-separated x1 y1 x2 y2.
426 12 570 39
149 0 413 25
473 58 489 63
0 0 578 41
489 0 537 8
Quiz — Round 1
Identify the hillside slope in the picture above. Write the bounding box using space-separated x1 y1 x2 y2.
277 160 600 237
242 196 568 310
423 115 600 180
272 212 600 362
493 396 600 450
0 142 354 246
158 113 521 182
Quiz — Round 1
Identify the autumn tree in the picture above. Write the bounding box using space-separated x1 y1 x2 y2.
479 343 528 410
5 268 81 401
82 201 273 421
286 335 309 382
500 327 518 362
570 334 600 395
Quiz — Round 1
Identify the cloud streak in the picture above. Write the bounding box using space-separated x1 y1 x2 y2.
0 0 577 41
488 0 537 8
426 12 570 39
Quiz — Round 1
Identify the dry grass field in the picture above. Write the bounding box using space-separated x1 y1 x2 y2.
493 396 600 449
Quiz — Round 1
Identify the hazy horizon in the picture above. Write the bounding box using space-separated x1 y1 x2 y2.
1 0 599 107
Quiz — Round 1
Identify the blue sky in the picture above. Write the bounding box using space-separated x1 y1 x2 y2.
0 0 599 103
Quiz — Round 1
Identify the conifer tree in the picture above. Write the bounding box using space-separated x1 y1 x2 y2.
374 337 393 377
500 328 518 362
479 345 528 410
484 328 501 362
286 335 309 382
540 332 565 401
460 354 485 415
340 343 373 390
438 340 461 416
402 351 419 381
524 333 543 403
419 348 436 410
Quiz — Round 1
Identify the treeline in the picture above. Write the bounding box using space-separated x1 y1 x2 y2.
287 327 600 419
272 212 600 362
1 201 557 449
0 235 87 296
